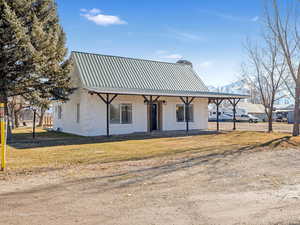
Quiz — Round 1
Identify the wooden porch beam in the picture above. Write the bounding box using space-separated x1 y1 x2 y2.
142 95 149 103
153 96 161 102
108 94 118 104
188 97 195 105
97 93 108 104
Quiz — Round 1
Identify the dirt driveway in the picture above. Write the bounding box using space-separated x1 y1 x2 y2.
1 146 300 225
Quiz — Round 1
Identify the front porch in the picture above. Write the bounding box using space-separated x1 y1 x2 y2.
89 90 246 137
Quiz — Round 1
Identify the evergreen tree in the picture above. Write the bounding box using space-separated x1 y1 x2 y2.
0 0 73 112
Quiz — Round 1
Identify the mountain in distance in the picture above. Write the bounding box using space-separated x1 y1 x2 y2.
208 78 293 105
208 78 251 95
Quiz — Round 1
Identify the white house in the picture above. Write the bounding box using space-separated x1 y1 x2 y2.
53 52 246 136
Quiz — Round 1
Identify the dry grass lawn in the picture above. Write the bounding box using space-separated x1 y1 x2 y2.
4 128 300 174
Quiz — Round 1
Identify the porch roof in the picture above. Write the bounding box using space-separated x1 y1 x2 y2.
86 87 248 99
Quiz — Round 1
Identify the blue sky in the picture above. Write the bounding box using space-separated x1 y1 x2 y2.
56 0 262 87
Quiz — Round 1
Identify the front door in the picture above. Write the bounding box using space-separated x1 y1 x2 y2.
151 103 158 130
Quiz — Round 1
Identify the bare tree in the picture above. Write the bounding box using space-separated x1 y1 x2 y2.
265 0 300 135
7 96 26 128
244 35 286 132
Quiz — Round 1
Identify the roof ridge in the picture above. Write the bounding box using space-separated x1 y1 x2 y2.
71 51 188 66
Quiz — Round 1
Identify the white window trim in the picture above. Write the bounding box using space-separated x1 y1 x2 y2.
176 104 185 123
120 103 133 124
176 104 194 123
110 103 133 125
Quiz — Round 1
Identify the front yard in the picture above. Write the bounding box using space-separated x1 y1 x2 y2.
4 127 300 173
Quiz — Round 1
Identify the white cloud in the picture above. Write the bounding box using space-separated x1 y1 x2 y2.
155 50 183 60
199 9 260 23
80 8 127 26
176 32 202 41
155 50 169 55
89 8 101 14
167 28 203 42
162 54 183 60
199 61 213 68
80 8 88 12
251 16 259 22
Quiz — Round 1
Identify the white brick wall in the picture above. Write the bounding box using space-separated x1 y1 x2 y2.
53 89 209 136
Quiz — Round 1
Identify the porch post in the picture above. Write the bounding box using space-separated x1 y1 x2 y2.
106 94 109 137
149 95 153 132
228 98 240 131
186 97 189 133
214 99 223 132
180 97 195 134
216 100 220 131
95 93 118 137
233 99 236 130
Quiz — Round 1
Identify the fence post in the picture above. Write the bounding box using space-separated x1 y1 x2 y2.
0 103 6 171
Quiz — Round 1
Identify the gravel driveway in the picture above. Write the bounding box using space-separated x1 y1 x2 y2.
209 122 293 133
1 146 300 225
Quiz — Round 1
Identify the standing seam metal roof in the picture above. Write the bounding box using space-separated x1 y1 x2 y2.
72 51 247 99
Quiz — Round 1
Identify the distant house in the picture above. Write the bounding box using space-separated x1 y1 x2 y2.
274 104 294 123
235 102 267 121
53 52 246 136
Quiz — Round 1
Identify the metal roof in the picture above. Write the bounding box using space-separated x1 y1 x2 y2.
86 87 247 99
237 102 266 114
72 51 248 99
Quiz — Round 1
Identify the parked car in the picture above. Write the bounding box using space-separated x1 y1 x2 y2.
236 114 260 123
208 111 232 121
275 112 288 122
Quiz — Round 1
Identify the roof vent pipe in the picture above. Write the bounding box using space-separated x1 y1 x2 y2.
176 60 193 68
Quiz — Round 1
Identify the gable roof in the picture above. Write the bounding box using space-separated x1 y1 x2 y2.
72 51 247 99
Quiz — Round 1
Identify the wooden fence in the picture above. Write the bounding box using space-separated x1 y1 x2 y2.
42 115 53 128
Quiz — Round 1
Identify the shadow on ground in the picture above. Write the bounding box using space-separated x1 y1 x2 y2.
10 130 218 149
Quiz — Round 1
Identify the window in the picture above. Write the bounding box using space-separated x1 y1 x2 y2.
121 104 132 124
176 104 194 122
58 105 62 119
187 104 194 122
176 105 185 122
110 104 120 124
110 104 132 124
76 104 80 123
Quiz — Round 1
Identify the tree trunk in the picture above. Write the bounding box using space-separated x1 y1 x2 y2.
268 110 273 132
14 110 19 128
5 104 12 143
293 85 300 136
0 93 12 142
38 107 45 127
10 106 15 130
